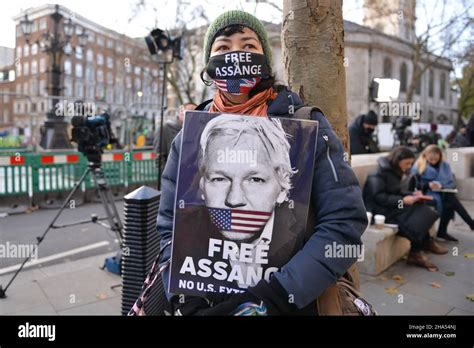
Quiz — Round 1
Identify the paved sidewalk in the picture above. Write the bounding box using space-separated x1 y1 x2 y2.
0 252 122 315
1 202 473 316
360 200 474 315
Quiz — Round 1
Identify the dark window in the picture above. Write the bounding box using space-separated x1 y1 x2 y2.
383 57 392 78
440 72 446 100
400 62 407 93
429 69 434 97
415 66 421 95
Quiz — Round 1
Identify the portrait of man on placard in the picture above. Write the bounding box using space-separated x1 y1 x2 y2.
169 111 318 296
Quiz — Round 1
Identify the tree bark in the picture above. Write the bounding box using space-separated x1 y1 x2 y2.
282 0 349 152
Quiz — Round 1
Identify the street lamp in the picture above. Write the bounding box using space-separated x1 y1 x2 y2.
19 14 34 43
38 4 88 149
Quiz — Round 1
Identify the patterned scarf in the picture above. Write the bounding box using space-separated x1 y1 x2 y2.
209 88 277 117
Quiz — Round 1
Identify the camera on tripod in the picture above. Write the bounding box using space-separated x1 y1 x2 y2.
71 112 116 164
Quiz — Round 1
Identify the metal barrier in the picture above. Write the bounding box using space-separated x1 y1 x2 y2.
0 149 158 200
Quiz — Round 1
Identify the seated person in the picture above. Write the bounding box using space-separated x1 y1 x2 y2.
363 146 448 272
411 145 474 242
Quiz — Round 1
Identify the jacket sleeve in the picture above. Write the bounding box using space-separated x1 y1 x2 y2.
365 171 403 208
156 131 182 300
274 111 368 309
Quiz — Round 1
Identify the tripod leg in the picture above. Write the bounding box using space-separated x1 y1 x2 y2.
91 169 123 244
0 167 91 297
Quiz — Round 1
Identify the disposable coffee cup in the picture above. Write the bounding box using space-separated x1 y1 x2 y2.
374 214 385 229
366 212 373 226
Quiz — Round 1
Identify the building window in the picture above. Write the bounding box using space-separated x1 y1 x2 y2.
106 87 114 103
76 25 83 35
39 18 47 30
23 44 29 57
97 53 104 65
64 78 72 97
439 72 446 100
383 57 392 78
428 69 434 97
30 80 38 95
116 43 123 53
31 60 38 75
126 76 132 88
23 82 28 95
16 26 22 37
86 49 93 62
134 66 141 75
97 69 104 83
40 58 46 73
75 63 83 78
16 84 21 95
16 46 22 58
134 77 141 90
75 46 83 60
399 62 407 93
16 63 22 77
32 20 38 32
115 87 124 104
75 81 84 98
39 79 46 95
415 66 421 95
107 72 113 84
86 66 95 82
86 84 94 100
107 39 114 49
64 59 72 75
23 62 29 75
87 31 95 43
97 36 105 46
31 43 38 55
107 56 113 69
96 85 105 101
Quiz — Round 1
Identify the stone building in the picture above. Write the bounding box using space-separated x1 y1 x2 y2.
10 4 163 144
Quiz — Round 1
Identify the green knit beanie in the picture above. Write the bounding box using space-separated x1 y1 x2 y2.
203 10 273 76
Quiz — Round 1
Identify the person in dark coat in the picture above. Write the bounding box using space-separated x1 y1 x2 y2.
153 102 197 167
450 124 470 148
156 10 368 315
349 110 380 155
363 146 448 271
467 113 474 146
412 145 474 242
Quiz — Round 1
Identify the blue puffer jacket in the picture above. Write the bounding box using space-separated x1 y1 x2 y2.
411 161 456 214
156 87 368 309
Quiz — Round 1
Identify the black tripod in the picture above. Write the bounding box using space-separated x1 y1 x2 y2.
0 161 123 298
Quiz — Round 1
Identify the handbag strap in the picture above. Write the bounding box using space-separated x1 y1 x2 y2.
128 241 171 316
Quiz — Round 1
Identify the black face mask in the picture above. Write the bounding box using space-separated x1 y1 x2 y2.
206 51 269 80
364 127 375 135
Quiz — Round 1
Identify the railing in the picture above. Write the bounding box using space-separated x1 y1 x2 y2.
0 149 158 199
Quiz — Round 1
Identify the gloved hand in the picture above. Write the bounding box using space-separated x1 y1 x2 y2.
198 277 298 316
170 295 211 315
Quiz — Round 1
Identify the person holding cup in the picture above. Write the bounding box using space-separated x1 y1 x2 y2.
363 146 448 272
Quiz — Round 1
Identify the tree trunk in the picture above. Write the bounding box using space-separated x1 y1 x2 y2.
282 0 349 152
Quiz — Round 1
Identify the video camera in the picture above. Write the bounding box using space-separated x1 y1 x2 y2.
71 112 116 164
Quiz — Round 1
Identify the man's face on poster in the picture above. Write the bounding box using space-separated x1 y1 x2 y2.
200 132 286 241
